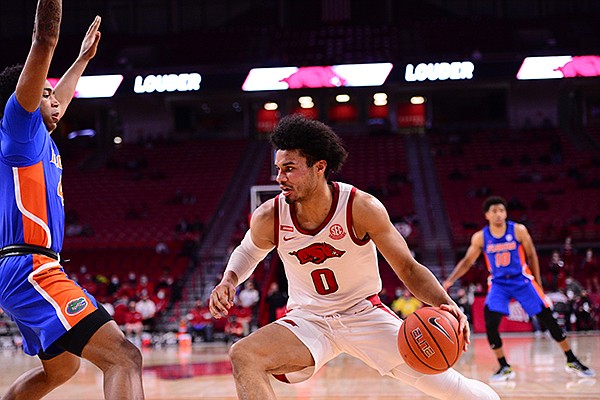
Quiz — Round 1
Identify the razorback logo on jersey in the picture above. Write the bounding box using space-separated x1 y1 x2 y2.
289 242 345 265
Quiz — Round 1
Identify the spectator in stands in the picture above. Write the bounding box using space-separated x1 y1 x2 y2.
574 290 595 331
391 289 422 318
124 301 144 343
565 276 583 300
186 299 214 342
155 241 169 255
136 274 154 298
547 250 566 291
135 294 157 332
265 282 287 323
560 236 577 277
580 248 600 293
452 287 473 325
238 280 260 310
80 273 98 297
153 288 169 316
118 271 138 299
107 274 121 298
443 196 595 381
156 266 174 292
236 280 260 335
224 316 244 344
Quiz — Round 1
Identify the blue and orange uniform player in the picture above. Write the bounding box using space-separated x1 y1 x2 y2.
0 2 143 399
0 87 99 356
443 196 595 382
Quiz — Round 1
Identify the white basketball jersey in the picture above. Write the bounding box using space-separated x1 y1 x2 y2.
275 182 381 315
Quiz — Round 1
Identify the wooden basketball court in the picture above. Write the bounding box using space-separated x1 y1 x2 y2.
1 332 598 399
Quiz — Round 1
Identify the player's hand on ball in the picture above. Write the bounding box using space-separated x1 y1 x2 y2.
439 303 470 350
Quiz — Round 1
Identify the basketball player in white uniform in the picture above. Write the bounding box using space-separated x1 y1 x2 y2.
209 115 499 400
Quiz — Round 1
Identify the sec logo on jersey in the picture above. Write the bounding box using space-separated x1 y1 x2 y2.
329 224 346 240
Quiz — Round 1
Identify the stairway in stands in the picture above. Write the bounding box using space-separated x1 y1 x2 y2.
405 134 455 279
159 139 271 329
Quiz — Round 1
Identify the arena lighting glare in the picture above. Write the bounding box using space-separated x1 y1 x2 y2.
242 63 393 91
134 73 202 93
410 96 426 105
67 129 96 140
298 96 315 109
336 94 350 103
264 102 279 111
373 93 388 106
48 75 123 98
517 55 600 80
405 61 474 82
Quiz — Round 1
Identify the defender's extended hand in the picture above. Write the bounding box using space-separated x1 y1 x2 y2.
78 15 101 61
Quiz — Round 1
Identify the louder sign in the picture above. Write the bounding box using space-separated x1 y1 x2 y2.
405 61 474 82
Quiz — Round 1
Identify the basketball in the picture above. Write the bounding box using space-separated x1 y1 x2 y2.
397 307 464 374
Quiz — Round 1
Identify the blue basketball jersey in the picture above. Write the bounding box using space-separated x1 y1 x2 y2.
0 93 64 252
482 221 549 315
482 221 531 281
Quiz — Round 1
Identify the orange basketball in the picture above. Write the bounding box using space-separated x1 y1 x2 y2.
397 307 464 374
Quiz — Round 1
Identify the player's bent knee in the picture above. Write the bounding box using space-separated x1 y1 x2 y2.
112 338 143 369
83 331 142 372
228 340 251 365
229 338 266 371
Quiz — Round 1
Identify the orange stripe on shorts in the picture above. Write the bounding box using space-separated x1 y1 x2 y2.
31 255 97 329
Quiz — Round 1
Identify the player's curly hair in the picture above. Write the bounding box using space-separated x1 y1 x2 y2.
482 196 507 213
0 64 24 118
270 114 348 178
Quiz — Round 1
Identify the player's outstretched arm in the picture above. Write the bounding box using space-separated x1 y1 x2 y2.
442 231 483 290
54 16 101 115
16 0 62 112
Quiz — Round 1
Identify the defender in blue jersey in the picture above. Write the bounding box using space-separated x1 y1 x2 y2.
0 2 143 399
443 196 595 382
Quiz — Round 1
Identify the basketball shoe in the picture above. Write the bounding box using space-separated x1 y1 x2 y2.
490 365 516 382
565 360 596 378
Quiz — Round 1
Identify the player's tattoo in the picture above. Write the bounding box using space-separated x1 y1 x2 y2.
34 0 61 37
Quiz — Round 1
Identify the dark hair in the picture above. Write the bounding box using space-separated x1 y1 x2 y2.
0 64 24 117
482 196 507 213
269 114 348 178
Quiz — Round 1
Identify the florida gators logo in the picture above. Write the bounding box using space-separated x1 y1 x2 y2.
289 242 345 265
65 297 88 316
